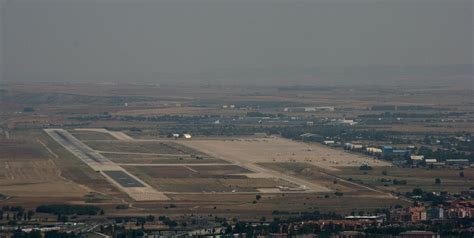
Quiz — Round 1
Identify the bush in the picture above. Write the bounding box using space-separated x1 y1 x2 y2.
23 107 35 113
115 204 129 210
393 179 407 185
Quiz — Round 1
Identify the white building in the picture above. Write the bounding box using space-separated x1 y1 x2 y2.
337 119 358 126
323 140 335 145
183 134 192 139
411 155 424 165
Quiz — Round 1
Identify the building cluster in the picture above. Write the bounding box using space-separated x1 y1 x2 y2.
169 133 192 139
319 141 472 168
222 104 236 109
284 106 335 112
389 200 474 223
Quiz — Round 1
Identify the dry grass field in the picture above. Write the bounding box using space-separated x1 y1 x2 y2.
0 137 90 199
160 192 407 216
178 137 391 171
84 140 208 156
68 131 117 141
258 162 474 196
259 163 362 194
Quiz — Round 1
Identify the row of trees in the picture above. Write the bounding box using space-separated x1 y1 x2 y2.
1 206 35 221
35 204 102 216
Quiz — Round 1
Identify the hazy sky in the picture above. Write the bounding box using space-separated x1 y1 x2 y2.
1 0 472 83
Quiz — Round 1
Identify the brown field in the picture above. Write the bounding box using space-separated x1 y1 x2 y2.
0 135 91 199
141 177 293 193
259 162 474 195
0 139 48 160
334 167 474 193
125 165 295 193
125 165 250 179
164 192 407 216
189 165 251 177
259 163 362 193
103 155 228 165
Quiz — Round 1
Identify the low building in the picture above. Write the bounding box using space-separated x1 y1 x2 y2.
445 200 474 218
427 207 444 219
366 147 382 154
335 231 366 238
300 133 323 142
406 207 427 222
391 207 427 223
382 146 393 154
284 106 335 112
432 162 446 167
410 155 424 165
323 140 335 145
392 149 411 157
399 231 440 238
171 133 180 138
424 158 437 164
344 215 386 224
337 119 358 126
316 106 335 111
445 159 470 166
344 143 363 151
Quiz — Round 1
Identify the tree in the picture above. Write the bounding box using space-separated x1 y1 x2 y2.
225 225 233 234
23 107 35 113
459 171 464 177
27 211 34 220
435 178 441 185
412 188 423 196
256 194 261 201
359 164 373 170
146 215 155 222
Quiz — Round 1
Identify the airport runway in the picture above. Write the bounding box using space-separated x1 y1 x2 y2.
44 129 168 201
